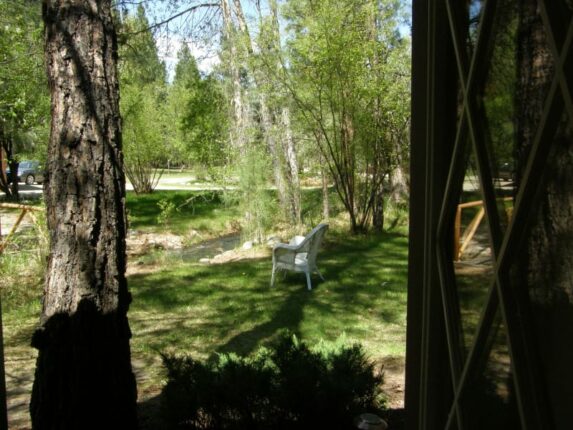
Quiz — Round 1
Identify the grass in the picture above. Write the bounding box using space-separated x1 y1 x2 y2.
126 190 241 237
125 228 408 397
129 231 408 355
0 189 409 419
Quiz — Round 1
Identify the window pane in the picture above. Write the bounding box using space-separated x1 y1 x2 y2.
460 309 521 429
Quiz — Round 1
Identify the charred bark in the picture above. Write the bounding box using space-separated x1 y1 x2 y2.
31 1 137 428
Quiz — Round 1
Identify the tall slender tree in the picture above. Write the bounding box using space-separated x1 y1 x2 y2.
31 1 138 428
234 0 302 224
220 0 249 153
283 0 410 233
118 5 168 193
170 44 228 169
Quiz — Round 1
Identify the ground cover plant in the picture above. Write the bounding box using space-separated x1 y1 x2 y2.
161 333 384 429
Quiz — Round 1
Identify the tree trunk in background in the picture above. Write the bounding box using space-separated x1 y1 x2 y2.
390 163 409 204
270 0 301 224
516 0 573 427
7 159 19 201
235 0 302 225
281 106 301 224
262 97 289 213
31 1 137 428
372 181 384 233
221 0 248 153
0 129 19 201
234 0 290 218
320 151 330 220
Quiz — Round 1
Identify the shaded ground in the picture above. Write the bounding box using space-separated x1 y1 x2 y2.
2 231 406 429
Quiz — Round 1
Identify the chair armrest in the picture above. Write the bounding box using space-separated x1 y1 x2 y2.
273 243 299 253
289 235 306 246
273 243 299 264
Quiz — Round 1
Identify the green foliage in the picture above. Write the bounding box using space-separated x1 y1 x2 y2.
156 198 179 225
282 0 411 232
161 333 384 429
0 205 47 310
118 5 168 193
234 148 277 243
168 45 228 169
118 5 166 87
121 83 166 193
126 190 240 237
0 0 50 196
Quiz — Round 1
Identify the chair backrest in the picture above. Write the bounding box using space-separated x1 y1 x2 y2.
303 223 328 266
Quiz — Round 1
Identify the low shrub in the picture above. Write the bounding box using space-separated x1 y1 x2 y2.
161 333 385 429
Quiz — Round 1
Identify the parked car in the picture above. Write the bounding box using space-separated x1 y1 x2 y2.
496 162 515 181
6 160 45 185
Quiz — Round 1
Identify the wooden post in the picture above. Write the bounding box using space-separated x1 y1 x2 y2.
459 207 486 259
0 209 27 255
0 295 6 430
0 204 43 255
454 206 462 260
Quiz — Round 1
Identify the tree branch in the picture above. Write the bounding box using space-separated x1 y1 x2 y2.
120 3 220 37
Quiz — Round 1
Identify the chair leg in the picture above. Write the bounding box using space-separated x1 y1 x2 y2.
271 266 276 287
316 268 325 281
305 272 312 291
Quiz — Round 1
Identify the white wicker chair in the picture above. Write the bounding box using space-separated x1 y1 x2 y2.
270 224 328 291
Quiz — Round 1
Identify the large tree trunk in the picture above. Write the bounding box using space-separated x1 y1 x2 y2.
516 0 573 427
31 1 137 428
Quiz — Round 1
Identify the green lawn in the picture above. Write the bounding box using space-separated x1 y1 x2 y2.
127 229 408 395
1 189 409 411
126 190 241 237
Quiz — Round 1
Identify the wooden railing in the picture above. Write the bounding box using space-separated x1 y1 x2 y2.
0 203 45 255
454 198 512 261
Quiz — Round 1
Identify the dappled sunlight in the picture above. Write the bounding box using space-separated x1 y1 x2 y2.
127 230 409 384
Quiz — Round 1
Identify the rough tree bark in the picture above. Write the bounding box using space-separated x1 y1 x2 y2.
31 1 138 428
516 0 573 427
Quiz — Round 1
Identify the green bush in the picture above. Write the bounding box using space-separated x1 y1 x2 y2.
161 334 385 429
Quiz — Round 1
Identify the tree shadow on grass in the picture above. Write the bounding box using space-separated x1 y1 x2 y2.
130 231 409 428
216 282 311 356
128 229 408 360
214 231 409 356
126 190 228 232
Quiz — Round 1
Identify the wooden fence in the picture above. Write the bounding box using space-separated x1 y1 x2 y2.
0 203 45 255
454 198 512 261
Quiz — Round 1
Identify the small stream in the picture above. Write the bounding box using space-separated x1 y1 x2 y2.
171 234 242 261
